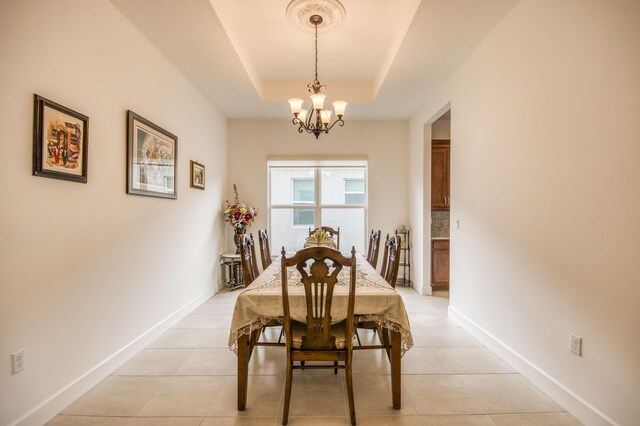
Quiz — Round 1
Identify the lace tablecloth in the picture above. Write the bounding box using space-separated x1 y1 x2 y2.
228 254 413 356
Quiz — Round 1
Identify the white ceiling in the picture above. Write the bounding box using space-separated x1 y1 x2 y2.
109 0 519 119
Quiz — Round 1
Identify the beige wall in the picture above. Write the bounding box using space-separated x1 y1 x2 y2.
409 0 640 424
227 119 409 255
0 1 227 424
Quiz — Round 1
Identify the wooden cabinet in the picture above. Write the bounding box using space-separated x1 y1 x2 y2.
431 141 450 210
431 239 449 289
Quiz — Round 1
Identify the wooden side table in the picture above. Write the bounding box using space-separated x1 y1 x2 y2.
220 253 244 289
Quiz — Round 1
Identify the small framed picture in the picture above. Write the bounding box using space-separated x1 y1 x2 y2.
33 94 89 183
127 111 178 199
190 160 205 190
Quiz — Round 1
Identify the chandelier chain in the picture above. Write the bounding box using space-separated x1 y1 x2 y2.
314 21 319 84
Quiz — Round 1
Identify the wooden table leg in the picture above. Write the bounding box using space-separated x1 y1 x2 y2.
391 330 401 409
237 334 249 410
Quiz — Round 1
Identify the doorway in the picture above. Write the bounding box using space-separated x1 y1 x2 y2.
430 109 451 299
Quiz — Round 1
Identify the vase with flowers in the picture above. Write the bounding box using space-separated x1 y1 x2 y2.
224 184 258 254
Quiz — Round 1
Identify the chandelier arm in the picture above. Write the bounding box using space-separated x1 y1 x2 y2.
324 118 345 131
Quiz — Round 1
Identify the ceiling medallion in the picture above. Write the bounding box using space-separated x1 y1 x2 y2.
286 0 346 34
286 1 347 140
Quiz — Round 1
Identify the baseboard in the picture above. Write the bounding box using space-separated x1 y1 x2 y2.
10 286 218 426
447 306 619 426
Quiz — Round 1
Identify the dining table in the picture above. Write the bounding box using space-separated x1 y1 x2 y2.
228 252 414 411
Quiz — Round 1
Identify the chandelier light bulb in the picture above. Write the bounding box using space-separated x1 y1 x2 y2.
332 100 347 117
310 93 326 111
320 109 332 125
297 108 308 123
288 98 304 115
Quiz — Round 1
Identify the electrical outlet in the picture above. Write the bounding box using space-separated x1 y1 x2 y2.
12 349 25 374
570 335 582 356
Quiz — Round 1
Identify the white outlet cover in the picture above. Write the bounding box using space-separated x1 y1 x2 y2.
570 335 582 356
12 349 25 374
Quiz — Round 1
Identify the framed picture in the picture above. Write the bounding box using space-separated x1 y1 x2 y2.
33 94 89 183
126 111 178 199
190 160 205 190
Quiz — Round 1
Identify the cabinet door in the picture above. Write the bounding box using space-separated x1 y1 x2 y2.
431 240 450 288
431 143 450 210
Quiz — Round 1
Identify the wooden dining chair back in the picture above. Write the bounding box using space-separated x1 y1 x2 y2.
280 246 357 425
257 229 272 270
308 226 340 250
365 229 381 268
239 234 260 285
380 235 401 288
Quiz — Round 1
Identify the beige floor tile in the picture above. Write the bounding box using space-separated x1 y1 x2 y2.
248 347 286 376
201 418 277 426
409 314 460 328
403 375 485 415
62 376 166 416
276 417 348 425
149 328 232 349
47 416 129 425
420 414 497 425
356 416 422 425
350 375 416 415
412 328 483 348
113 348 193 375
404 303 444 315
434 348 515 374
402 348 453 375
175 348 237 375
127 418 204 425
207 375 283 417
490 412 582 425
193 302 236 315
458 375 563 414
351 349 391 375
174 314 232 329
277 373 347 417
137 376 226 417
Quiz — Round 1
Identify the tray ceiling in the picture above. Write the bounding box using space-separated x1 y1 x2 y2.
109 0 519 119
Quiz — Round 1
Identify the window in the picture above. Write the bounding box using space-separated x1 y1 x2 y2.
269 161 367 253
292 179 314 204
344 178 365 205
293 208 314 226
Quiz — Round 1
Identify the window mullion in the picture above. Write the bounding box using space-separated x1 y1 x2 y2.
315 167 321 228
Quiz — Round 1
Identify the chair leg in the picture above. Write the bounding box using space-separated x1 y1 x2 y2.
278 328 284 344
355 329 362 346
283 359 293 425
334 360 338 375
345 357 356 425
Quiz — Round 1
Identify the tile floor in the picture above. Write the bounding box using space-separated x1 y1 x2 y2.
49 287 581 425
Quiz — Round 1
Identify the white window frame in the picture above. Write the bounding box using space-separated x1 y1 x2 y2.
268 160 368 251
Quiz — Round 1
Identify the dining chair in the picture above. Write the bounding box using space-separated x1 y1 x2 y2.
280 246 357 426
380 234 401 288
365 229 381 268
257 229 272 270
355 234 401 350
239 234 260 285
308 226 340 250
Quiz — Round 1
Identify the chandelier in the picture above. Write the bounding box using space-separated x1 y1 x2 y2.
288 14 347 139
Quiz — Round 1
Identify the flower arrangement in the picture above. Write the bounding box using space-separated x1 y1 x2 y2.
224 184 258 231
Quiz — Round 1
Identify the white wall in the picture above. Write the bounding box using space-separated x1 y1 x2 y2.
0 1 227 424
227 120 409 260
409 0 640 424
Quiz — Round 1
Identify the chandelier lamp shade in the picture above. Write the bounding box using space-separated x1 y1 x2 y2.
288 14 347 139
